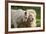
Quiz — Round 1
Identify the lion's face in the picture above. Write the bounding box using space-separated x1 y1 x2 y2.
23 11 34 22
28 14 34 22
26 9 36 22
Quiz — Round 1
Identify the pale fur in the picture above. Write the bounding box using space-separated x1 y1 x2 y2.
26 9 36 27
11 9 36 28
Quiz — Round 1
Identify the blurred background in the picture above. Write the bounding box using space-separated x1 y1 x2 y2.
11 6 41 28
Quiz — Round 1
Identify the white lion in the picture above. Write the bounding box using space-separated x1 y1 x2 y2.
11 9 36 28
26 9 36 27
